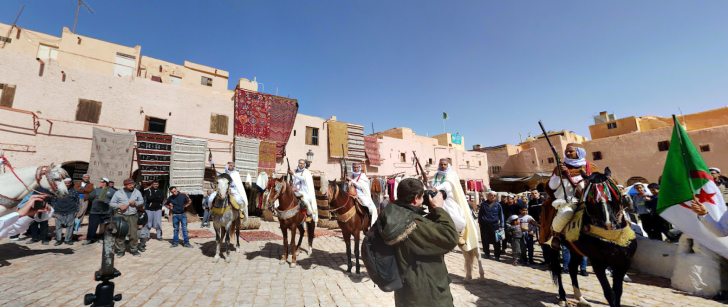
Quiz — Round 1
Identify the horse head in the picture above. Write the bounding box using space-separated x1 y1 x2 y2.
265 177 287 210
40 163 69 197
215 173 232 202
579 167 624 229
327 179 345 205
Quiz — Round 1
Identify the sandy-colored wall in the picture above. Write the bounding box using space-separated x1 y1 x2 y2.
583 125 728 184
432 133 465 151
0 23 61 58
589 117 640 140
58 27 141 77
139 56 234 100
0 50 233 172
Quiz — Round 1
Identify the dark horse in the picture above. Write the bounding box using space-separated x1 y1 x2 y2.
265 176 316 268
542 167 638 307
326 179 371 274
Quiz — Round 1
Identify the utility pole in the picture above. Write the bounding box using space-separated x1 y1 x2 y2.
73 0 94 34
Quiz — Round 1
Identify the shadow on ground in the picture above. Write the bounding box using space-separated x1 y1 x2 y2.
0 242 74 268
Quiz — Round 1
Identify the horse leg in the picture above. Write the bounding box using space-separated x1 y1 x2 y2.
344 232 352 273
476 249 485 279
307 221 315 255
280 227 289 265
463 247 473 282
235 217 241 253
611 267 627 307
290 225 298 268
592 263 616 307
225 228 231 263
569 253 591 306
295 223 305 254
354 232 361 275
213 226 221 263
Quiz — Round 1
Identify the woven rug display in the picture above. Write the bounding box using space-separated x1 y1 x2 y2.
269 96 298 158
363 136 381 167
313 175 330 218
187 229 215 239
257 140 276 177
328 121 348 159
347 124 366 161
239 230 283 242
88 127 135 184
170 136 207 195
135 132 172 188
234 136 260 179
234 89 271 140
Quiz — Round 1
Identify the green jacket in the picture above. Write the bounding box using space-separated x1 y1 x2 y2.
379 202 459 307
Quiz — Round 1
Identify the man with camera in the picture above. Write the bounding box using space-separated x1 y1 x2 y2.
109 178 145 257
378 178 459 307
0 194 52 239
83 178 117 245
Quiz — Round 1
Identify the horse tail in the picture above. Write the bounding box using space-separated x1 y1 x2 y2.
545 245 562 286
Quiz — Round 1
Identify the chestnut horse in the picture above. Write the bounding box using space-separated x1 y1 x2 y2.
265 176 316 268
327 179 371 274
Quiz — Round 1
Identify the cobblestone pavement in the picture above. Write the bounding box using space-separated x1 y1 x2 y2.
0 219 722 307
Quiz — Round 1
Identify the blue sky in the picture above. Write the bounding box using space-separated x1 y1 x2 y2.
4 1 728 146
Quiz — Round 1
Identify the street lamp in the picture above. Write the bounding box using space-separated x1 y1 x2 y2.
306 149 314 168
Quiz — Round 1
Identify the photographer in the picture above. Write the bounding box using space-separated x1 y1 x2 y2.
83 178 117 245
378 178 459 307
0 194 52 239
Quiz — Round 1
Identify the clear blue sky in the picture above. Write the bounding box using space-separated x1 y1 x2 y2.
4 1 728 146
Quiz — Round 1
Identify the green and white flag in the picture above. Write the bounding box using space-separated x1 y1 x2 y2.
443 112 449 119
658 116 727 257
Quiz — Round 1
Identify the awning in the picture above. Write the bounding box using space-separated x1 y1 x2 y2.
492 172 551 182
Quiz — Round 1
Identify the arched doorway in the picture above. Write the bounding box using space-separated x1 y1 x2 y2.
61 161 89 182
626 176 648 186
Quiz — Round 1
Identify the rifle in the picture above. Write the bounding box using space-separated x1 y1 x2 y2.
412 151 428 184
341 144 348 185
538 120 571 203
286 158 291 184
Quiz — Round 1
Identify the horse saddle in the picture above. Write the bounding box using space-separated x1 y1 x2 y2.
347 186 368 216
229 195 241 210
294 195 307 212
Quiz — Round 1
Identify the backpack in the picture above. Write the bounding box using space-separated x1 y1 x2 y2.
361 222 404 292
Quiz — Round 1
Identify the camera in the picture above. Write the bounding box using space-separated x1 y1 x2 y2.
33 198 48 210
422 189 447 209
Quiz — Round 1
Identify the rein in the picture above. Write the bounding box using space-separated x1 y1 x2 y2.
0 158 59 206
327 184 353 213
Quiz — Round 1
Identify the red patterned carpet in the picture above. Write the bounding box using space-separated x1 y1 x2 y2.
239 231 283 242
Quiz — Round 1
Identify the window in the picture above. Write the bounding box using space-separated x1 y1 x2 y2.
400 153 406 163
700 144 711 152
658 141 670 152
429 158 433 165
479 161 482 166
113 52 135 77
607 122 618 129
305 127 319 145
0 83 17 108
169 76 181 87
36 45 58 60
490 166 501 174
0 36 11 43
466 161 470 168
592 151 603 160
75 99 102 123
209 114 228 135
548 157 555 164
144 116 167 133
201 76 213 86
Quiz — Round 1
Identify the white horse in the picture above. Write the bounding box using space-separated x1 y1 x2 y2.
0 161 69 217
210 174 242 263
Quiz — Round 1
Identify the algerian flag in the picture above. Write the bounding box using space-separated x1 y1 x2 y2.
443 112 449 119
658 116 728 257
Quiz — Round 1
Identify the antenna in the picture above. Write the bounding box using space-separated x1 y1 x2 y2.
73 0 94 34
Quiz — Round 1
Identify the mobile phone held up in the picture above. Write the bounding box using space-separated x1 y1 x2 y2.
33 198 47 210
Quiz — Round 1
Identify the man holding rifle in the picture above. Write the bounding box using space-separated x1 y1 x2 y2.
347 162 378 227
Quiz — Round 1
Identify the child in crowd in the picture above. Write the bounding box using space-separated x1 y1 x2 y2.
137 210 149 252
518 204 539 265
506 215 524 266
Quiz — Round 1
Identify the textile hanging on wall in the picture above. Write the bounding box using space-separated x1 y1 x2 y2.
88 128 135 185
269 96 298 157
363 136 381 166
313 175 330 218
347 124 366 161
234 136 261 179
169 136 207 195
234 89 271 140
328 121 348 159
257 140 276 177
135 132 172 188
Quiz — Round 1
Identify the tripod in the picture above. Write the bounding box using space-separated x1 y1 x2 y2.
84 219 127 306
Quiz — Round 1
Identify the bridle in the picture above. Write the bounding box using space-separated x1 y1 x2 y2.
327 182 356 213
0 160 63 207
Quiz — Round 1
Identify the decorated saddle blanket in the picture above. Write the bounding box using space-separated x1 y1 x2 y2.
564 203 636 247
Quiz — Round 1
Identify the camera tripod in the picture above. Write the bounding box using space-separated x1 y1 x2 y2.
84 219 127 306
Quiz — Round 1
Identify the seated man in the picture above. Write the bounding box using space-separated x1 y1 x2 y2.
288 159 318 223
347 162 378 226
208 162 248 221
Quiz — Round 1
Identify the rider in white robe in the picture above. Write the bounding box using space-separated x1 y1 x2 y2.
208 162 248 222
428 158 479 251
348 162 377 226
289 159 318 223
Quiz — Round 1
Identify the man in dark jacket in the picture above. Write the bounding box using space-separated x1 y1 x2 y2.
164 186 192 248
51 178 79 245
479 191 504 260
379 178 458 307
144 181 165 240
83 178 117 245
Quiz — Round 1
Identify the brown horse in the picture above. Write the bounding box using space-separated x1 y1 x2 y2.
327 180 371 274
265 176 316 268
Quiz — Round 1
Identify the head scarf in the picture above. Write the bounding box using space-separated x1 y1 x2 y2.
437 162 451 177
564 143 586 168
225 162 236 174
63 178 72 182
352 162 361 177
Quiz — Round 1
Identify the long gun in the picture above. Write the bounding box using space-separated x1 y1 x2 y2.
412 151 428 184
538 120 571 203
286 158 291 184
341 144 348 185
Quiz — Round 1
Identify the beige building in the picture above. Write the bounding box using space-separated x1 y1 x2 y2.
584 107 728 185
431 133 465 151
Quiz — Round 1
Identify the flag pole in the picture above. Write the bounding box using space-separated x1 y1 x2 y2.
443 110 446 133
672 115 696 196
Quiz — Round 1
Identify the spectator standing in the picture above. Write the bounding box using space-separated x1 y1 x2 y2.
632 184 653 239
109 178 145 258
478 191 504 261
506 215 524 266
165 186 192 248
51 178 79 246
83 178 116 245
378 178 458 307
528 190 543 224
137 210 149 252
379 195 390 210
73 174 95 230
646 183 671 240
518 204 539 264
144 181 166 240
108 181 115 189
200 190 212 228
561 246 589 276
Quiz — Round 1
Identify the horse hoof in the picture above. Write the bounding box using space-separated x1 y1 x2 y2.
280 260 287 265
558 301 567 307
213 256 220 263
577 298 592 307
225 257 231 263
290 263 297 268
